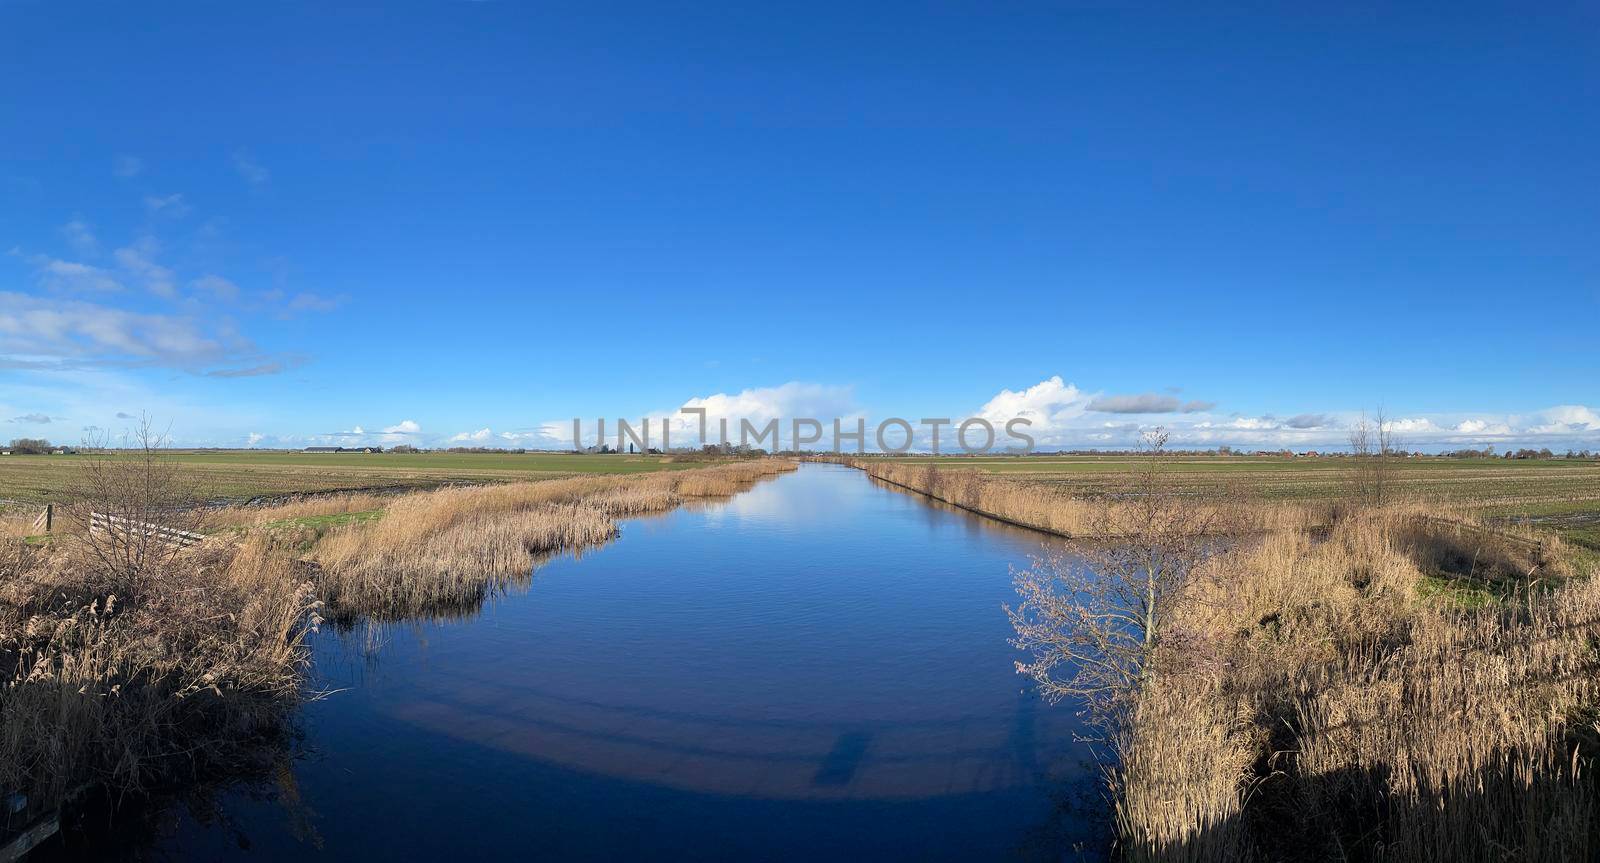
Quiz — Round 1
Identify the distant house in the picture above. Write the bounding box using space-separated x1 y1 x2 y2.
53 447 76 455
1 450 11 456
304 446 344 453
303 446 380 453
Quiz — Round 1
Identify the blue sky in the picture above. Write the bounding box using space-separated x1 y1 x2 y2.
2 1 1596 451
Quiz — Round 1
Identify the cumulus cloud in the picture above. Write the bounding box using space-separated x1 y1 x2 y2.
383 420 421 435
450 427 493 443
246 432 264 447
975 376 1090 429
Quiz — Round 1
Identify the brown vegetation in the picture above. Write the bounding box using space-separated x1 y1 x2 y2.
1 442 319 822
306 459 796 619
846 456 1319 537
954 434 1600 861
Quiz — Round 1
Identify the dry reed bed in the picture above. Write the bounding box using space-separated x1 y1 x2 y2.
1118 508 1600 861
308 460 796 619
0 533 319 819
848 459 1320 537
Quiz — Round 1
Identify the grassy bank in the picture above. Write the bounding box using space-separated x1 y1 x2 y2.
297 460 797 620
1120 509 1600 860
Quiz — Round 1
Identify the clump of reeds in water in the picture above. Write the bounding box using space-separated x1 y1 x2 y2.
308 460 796 619
0 532 319 818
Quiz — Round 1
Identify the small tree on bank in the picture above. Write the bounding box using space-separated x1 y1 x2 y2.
64 417 204 601
1006 429 1236 744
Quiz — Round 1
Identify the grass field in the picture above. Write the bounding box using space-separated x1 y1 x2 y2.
0 450 723 505
880 454 1600 547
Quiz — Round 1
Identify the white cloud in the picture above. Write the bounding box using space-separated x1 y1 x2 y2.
450 427 493 443
287 292 341 313
113 155 143 178
962 377 1600 452
114 238 177 297
60 220 99 257
973 376 1092 445
246 432 264 447
143 193 190 217
0 291 230 368
190 274 241 302
383 420 421 434
233 150 270 186
31 257 123 293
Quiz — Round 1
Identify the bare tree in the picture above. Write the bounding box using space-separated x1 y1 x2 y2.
64 415 203 601
1007 429 1234 743
1348 406 1402 505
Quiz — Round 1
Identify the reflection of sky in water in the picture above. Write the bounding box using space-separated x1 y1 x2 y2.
124 464 1099 861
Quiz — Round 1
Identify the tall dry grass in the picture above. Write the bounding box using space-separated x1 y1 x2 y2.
850 459 1319 538
1114 507 1600 861
0 532 319 819
309 460 795 619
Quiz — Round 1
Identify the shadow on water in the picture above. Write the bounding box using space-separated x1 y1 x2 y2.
35 464 1108 861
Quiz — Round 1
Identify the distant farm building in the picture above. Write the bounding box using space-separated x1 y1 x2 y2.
303 446 381 453
53 447 76 455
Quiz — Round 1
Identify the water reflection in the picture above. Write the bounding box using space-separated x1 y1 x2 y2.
58 464 1101 860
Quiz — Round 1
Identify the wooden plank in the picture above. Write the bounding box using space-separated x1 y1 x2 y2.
88 512 205 548
0 815 59 863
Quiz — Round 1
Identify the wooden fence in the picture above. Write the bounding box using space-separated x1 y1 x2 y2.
88 511 206 549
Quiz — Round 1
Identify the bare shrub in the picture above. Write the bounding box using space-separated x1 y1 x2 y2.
1006 430 1240 741
62 418 206 600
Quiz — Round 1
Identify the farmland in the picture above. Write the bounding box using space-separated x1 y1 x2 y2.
880 454 1600 545
0 449 724 506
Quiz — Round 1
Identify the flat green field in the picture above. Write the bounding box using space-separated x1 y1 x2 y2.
885 454 1600 545
0 450 720 505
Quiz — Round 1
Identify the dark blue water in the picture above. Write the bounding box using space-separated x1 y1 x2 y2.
125 464 1098 860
